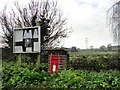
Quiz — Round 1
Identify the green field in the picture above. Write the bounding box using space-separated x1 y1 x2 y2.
69 51 118 56
2 51 120 89
68 51 119 71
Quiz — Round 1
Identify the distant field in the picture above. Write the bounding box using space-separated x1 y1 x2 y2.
69 51 119 62
69 51 119 60
69 51 118 56
68 51 119 71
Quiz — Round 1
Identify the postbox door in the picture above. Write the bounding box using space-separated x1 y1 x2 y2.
51 56 59 74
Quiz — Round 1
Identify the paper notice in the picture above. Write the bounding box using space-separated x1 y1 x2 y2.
33 29 38 38
34 42 39 52
15 46 23 52
26 47 32 52
14 30 23 42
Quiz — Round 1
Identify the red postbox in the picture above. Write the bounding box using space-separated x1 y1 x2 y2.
47 49 69 74
51 56 58 74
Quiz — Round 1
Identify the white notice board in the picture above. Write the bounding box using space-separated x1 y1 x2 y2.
13 26 41 53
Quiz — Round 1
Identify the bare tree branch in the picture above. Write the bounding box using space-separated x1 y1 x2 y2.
107 1 120 44
0 0 71 50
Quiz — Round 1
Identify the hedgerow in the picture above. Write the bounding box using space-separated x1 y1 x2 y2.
2 61 120 89
2 52 120 89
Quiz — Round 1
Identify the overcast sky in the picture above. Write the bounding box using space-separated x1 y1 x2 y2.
0 0 117 49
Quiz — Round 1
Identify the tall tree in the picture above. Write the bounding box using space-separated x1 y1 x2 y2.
107 44 112 51
100 45 106 51
89 46 94 51
0 0 70 51
107 1 120 45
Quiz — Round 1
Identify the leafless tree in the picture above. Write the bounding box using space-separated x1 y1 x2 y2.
0 0 70 51
107 1 120 45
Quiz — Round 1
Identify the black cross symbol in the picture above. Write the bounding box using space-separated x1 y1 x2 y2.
15 38 38 52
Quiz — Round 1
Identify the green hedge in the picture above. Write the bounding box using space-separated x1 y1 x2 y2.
2 61 50 88
47 69 120 88
2 61 120 89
